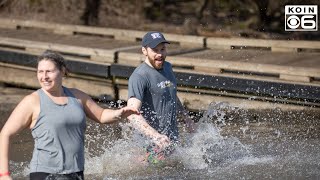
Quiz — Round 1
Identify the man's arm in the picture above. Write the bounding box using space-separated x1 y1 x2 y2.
177 98 196 133
127 97 170 149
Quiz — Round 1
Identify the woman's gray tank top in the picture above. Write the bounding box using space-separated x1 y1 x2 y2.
30 87 86 174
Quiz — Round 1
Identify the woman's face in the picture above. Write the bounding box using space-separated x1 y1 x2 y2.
37 59 64 92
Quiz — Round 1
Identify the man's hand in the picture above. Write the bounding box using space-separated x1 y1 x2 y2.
0 175 12 180
152 133 171 150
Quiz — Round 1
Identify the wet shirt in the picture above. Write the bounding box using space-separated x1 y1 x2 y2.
30 87 86 174
128 61 179 141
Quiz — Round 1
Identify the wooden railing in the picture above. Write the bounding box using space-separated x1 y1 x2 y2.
0 18 320 109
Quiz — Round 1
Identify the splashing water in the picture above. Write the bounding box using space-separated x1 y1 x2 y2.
82 102 256 179
173 102 252 171
10 101 320 179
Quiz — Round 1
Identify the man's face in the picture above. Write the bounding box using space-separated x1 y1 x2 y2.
143 43 167 70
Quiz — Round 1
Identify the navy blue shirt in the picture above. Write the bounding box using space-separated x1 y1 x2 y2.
128 62 179 141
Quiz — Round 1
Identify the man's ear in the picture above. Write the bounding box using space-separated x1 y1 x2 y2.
142 47 148 56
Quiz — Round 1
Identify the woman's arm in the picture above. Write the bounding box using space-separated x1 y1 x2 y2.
0 94 36 178
73 89 139 124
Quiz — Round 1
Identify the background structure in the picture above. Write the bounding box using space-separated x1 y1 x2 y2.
0 0 319 40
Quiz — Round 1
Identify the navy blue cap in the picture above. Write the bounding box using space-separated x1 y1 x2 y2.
142 31 170 48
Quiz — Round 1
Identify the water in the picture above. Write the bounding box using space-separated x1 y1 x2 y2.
6 100 320 179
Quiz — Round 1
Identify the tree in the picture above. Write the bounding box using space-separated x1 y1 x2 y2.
81 0 101 26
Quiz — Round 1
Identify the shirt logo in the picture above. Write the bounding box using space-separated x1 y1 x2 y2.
157 80 172 89
151 33 162 39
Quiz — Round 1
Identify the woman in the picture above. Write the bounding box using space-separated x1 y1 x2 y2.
0 50 139 180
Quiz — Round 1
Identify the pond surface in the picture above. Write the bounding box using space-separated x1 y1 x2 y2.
1 87 319 180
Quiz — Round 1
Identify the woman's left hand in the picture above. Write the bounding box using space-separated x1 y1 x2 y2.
118 106 140 119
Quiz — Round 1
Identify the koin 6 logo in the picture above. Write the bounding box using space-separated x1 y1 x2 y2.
285 5 318 31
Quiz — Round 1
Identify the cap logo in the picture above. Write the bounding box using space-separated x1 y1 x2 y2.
151 33 162 39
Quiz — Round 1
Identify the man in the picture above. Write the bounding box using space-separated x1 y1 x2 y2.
127 31 195 160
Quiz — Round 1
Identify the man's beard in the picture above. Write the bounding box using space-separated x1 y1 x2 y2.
148 56 164 70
